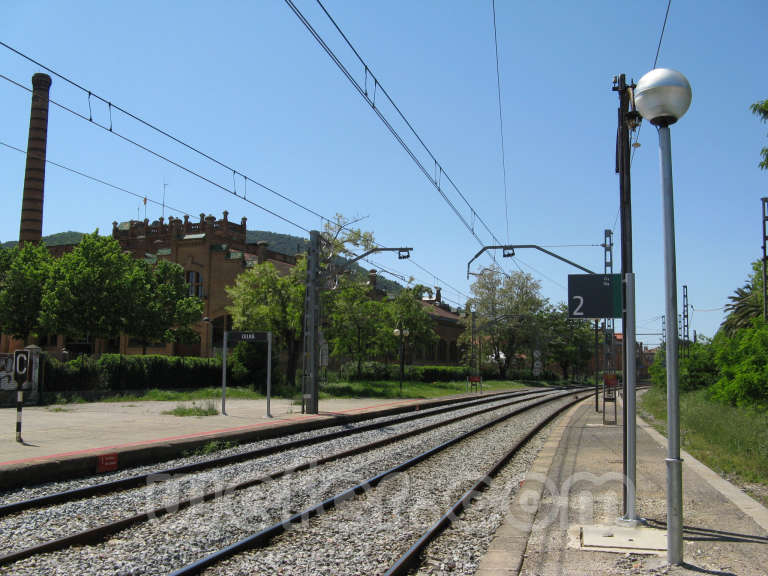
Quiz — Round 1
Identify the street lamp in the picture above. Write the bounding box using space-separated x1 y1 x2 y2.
393 324 410 397
634 67 692 566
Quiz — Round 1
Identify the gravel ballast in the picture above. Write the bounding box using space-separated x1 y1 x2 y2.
0 392 572 574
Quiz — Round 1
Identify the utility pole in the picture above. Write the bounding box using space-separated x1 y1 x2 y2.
301 230 321 414
682 286 690 358
471 308 477 377
597 228 615 414
762 198 768 321
594 319 599 412
613 73 641 521
603 229 615 372
662 315 666 343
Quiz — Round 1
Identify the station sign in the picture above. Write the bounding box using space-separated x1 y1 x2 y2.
568 274 623 319
228 331 269 343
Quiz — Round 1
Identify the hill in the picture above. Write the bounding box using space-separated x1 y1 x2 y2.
1 231 84 249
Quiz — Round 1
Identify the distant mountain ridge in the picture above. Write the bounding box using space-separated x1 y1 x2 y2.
1 229 404 295
1 231 84 249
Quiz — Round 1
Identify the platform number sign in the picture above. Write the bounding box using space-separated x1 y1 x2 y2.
13 350 30 384
568 274 623 319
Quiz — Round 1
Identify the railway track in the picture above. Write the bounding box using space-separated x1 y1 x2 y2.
0 387 540 515
0 387 585 575
0 388 574 573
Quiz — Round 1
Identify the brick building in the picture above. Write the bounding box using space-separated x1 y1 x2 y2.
111 211 296 357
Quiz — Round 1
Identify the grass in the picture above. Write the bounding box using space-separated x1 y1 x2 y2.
639 386 768 500
163 400 219 417
183 439 237 457
96 381 536 403
101 387 264 403
318 379 528 400
46 406 71 412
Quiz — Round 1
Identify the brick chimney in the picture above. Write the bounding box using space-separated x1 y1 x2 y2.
368 269 377 288
434 286 441 303
256 241 268 264
19 73 52 245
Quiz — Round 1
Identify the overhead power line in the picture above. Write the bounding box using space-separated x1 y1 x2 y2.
653 0 673 70
285 0 507 256
1 44 476 299
0 41 328 225
491 0 511 244
0 140 192 217
0 71 315 234
630 0 673 164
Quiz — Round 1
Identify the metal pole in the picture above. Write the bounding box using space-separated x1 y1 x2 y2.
614 74 633 517
659 124 683 564
624 272 638 522
471 309 476 376
16 381 23 443
594 320 599 412
399 329 404 397
266 332 273 418
221 331 228 416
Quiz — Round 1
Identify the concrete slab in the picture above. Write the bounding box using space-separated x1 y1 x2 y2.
0 391 514 490
575 524 667 554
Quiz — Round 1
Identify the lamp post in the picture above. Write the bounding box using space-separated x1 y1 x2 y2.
634 67 692 566
393 324 409 397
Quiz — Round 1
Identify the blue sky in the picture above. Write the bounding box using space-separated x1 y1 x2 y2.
1 1 766 345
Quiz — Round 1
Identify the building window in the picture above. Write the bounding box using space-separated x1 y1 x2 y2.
186 270 204 298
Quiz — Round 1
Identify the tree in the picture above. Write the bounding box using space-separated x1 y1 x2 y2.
722 260 763 336
226 259 306 389
387 284 437 361
0 243 52 341
125 259 203 354
40 232 133 344
751 99 768 170
326 276 388 377
545 303 594 381
468 268 545 378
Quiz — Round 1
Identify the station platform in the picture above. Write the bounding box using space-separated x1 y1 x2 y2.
476 396 768 575
0 393 498 490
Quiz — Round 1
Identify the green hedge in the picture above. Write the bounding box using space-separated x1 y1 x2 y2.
44 354 225 392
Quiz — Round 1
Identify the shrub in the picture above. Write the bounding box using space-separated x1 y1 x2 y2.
406 365 468 382
340 361 392 381
43 354 225 393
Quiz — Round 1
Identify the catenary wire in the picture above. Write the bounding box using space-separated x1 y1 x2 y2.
0 41 329 225
0 72 313 234
491 0 511 244
2 73 471 301
292 0 508 256
653 0 673 70
0 42 511 297
0 140 192 217
630 0 673 165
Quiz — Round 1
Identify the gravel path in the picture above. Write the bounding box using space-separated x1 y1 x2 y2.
202 396 574 576
0 392 568 574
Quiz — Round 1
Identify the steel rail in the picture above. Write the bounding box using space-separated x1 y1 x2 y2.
0 389 535 517
0 390 559 567
168 389 585 576
384 394 587 575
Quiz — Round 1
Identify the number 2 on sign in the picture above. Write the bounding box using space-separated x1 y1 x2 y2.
572 296 584 316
